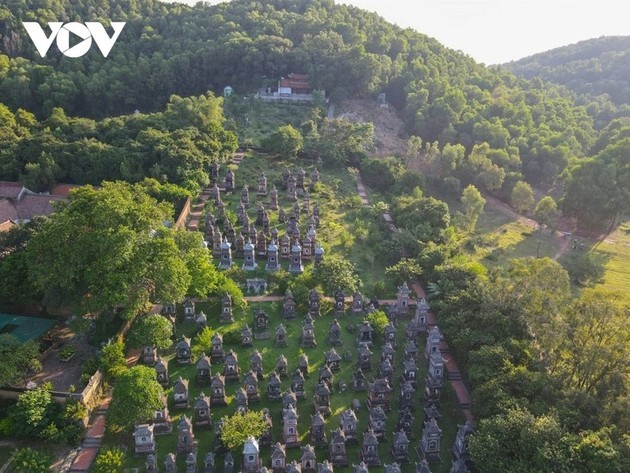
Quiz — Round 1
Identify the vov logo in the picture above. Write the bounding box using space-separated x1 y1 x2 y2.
22 22 126 58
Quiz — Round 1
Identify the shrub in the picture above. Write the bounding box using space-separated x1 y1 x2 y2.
11 448 53 473
100 338 127 379
365 310 389 338
58 345 76 361
93 447 125 473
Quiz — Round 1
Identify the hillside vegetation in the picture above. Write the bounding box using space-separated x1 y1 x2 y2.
1 0 596 185
0 3 628 470
504 36 630 108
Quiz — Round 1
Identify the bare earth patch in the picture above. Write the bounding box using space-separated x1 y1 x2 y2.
22 327 98 392
336 99 408 157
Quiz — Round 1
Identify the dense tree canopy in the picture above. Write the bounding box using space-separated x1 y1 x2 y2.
262 124 303 159
0 95 237 194
505 36 630 108
312 255 362 294
128 314 173 351
562 135 630 229
26 181 222 317
108 365 164 431
7 386 81 443
430 256 629 470
0 0 598 190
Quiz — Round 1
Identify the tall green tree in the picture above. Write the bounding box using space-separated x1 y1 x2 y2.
562 137 630 229
0 335 41 386
128 314 173 351
26 182 202 317
263 124 303 159
534 196 558 228
312 255 362 295
558 288 630 394
220 411 268 451
108 366 164 432
100 338 127 378
384 258 423 286
457 184 486 232
511 181 536 214
8 387 59 440
469 408 572 473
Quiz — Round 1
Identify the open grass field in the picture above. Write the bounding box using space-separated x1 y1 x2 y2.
593 227 630 293
567 220 630 295
452 192 630 299
106 301 464 473
471 208 561 268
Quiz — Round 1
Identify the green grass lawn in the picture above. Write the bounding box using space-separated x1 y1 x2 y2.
106 300 463 473
594 242 630 294
472 211 560 268
564 220 630 295
457 196 630 299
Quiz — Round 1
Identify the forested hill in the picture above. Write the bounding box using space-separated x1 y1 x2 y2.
0 0 598 188
504 36 630 106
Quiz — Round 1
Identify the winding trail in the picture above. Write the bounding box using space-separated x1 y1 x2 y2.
483 193 571 261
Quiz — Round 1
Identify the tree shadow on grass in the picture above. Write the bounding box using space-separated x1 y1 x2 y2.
558 247 610 287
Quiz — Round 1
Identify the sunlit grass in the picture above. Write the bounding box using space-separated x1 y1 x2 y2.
591 221 630 295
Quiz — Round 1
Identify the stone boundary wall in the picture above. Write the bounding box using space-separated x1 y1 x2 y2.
174 196 192 229
0 314 135 406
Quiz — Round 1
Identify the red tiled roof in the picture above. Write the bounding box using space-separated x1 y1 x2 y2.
51 183 78 197
279 73 311 91
15 194 65 221
280 78 311 89
0 220 15 232
0 181 82 223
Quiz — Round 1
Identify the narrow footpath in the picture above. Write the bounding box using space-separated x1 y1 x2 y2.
356 173 473 423
186 150 245 232
64 307 160 472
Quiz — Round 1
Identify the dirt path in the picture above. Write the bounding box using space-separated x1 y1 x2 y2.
483 194 538 229
356 172 473 422
483 193 572 261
